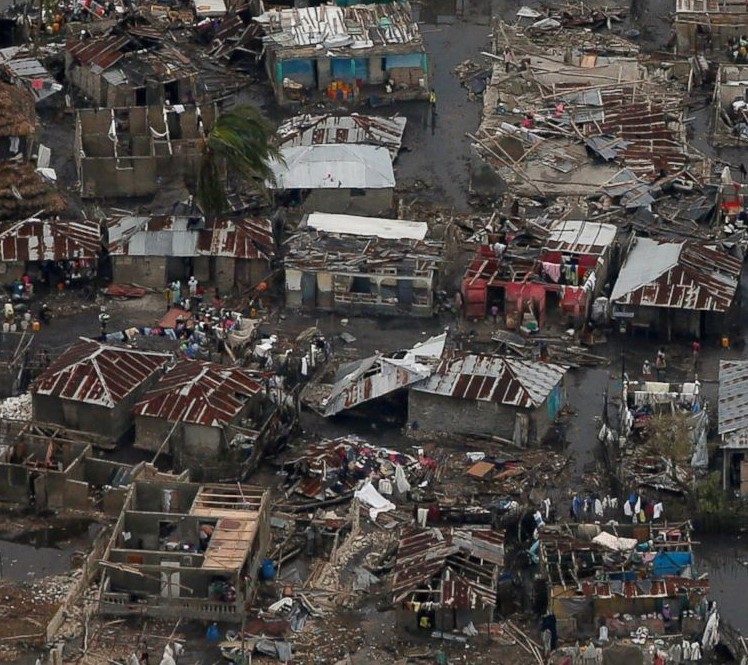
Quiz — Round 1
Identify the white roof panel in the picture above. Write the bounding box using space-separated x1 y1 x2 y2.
305 213 427 240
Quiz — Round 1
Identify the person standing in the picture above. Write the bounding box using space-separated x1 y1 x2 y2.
188 275 198 299
642 359 653 380
655 348 667 380
491 303 499 325
99 306 110 337
692 338 701 372
503 46 513 73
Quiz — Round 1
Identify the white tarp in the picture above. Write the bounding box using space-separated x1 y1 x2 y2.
592 531 638 552
354 480 395 521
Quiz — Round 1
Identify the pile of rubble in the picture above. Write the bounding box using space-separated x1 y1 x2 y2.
27 571 80 605
0 393 31 421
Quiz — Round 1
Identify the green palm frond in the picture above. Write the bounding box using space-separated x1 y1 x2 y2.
196 105 282 218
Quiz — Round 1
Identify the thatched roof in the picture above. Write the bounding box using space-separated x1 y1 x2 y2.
0 81 35 137
0 162 65 220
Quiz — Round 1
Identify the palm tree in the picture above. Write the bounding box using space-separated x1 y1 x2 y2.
196 105 281 218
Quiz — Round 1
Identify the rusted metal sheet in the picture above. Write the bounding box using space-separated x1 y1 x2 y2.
133 359 263 427
392 527 504 605
611 237 741 312
414 353 567 409
0 219 101 262
197 218 275 260
31 339 171 408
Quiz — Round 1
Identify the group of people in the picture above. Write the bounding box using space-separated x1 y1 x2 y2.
641 340 702 381
164 276 209 313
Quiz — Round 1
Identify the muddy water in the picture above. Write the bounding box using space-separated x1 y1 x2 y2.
696 537 748 633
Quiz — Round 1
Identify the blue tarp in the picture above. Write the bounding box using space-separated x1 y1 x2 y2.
652 551 692 576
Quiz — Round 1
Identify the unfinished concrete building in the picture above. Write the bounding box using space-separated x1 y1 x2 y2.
30 339 171 443
99 480 270 622
74 105 217 198
0 422 135 514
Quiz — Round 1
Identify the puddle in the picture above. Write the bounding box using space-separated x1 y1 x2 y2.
695 536 748 633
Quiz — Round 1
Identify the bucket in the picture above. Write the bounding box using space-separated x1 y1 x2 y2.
32 320 41 332
722 336 730 349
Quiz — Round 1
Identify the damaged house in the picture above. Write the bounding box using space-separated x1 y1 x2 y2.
610 237 742 339
65 33 238 107
132 359 293 480
463 219 618 326
537 522 708 636
392 527 505 631
0 217 102 282
99 480 270 622
408 353 568 445
30 339 171 443
303 331 446 417
256 2 429 106
75 104 217 198
276 113 407 160
284 220 442 316
712 63 748 145
675 0 748 53
107 215 274 291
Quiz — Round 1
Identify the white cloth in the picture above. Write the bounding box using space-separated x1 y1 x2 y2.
690 642 701 660
653 502 664 519
417 508 428 527
624 501 633 516
378 479 393 495
394 464 411 494
534 510 545 527
682 641 691 661
354 481 395 521
599 625 609 642
594 498 603 516
543 497 551 519
610 497 618 509
634 496 641 514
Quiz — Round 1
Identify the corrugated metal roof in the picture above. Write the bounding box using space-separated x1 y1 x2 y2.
392 527 504 604
544 220 617 256
304 213 427 240
133 360 262 427
611 237 741 312
196 218 274 260
67 35 131 70
718 360 748 436
109 216 275 260
277 113 407 160
256 2 422 51
413 353 567 408
31 339 170 408
0 218 101 262
268 145 395 190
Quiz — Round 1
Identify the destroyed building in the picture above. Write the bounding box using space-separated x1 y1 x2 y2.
463 219 618 325
284 221 442 316
473 31 701 202
610 237 741 339
712 64 748 144
269 144 395 215
65 34 238 107
75 105 217 198
0 161 65 220
675 0 748 53
0 80 35 160
276 113 407 160
537 522 708 636
0 46 63 104
30 339 171 443
0 424 135 514
133 359 293 480
107 215 274 291
408 353 568 445
0 217 102 282
718 360 748 494
99 480 270 622
392 527 505 631
255 2 429 106
303 332 446 417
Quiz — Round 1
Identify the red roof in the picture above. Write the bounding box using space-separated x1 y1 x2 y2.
196 218 275 260
133 359 263 427
66 35 131 70
31 339 170 408
0 219 101 261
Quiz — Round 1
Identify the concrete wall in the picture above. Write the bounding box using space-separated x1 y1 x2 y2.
112 256 168 289
300 187 394 216
32 373 163 441
80 157 158 198
408 390 558 445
